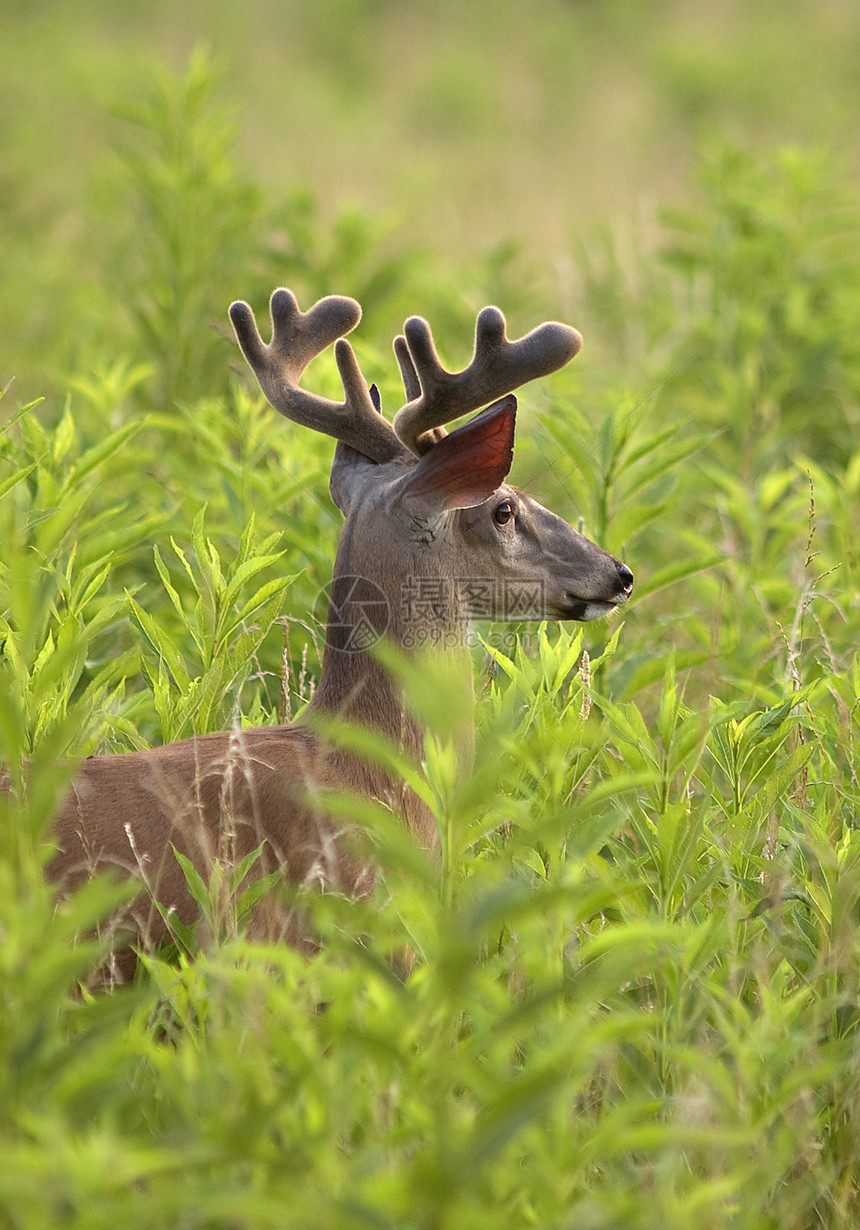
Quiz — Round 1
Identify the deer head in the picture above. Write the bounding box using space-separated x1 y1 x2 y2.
229 290 633 672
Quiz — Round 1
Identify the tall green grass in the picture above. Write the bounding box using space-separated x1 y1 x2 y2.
2 50 860 1230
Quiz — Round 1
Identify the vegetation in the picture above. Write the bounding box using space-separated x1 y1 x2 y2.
2 4 860 1227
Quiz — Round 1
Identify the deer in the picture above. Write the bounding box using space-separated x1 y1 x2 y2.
43 288 633 979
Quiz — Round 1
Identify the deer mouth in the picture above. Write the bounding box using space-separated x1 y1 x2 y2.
560 575 633 621
560 597 620 622
551 556 633 622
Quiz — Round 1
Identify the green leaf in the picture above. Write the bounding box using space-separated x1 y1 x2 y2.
153 544 187 622
69 420 144 488
126 592 190 688
0 462 36 501
171 846 210 917
633 554 725 602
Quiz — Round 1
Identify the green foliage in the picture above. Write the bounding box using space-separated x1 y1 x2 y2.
2 29 860 1230
113 47 265 409
661 145 860 469
133 510 293 741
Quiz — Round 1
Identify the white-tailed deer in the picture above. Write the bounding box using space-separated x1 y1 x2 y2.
45 289 632 977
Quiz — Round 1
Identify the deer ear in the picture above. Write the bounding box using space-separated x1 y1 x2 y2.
329 383 388 515
398 395 517 517
330 440 379 515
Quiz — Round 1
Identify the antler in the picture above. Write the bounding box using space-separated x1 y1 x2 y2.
392 306 583 456
230 290 583 465
229 289 408 464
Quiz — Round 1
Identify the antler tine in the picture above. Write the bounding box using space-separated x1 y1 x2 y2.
392 306 583 456
393 334 421 402
229 288 407 464
393 334 446 451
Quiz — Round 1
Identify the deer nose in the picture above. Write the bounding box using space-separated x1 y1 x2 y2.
615 560 634 595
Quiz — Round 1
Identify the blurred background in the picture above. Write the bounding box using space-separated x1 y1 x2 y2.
4 0 860 404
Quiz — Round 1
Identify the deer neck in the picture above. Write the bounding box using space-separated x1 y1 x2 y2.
304 510 474 768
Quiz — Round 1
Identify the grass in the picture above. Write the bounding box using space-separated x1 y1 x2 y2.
2 13 860 1229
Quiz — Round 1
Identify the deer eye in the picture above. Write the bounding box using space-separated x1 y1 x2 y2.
494 499 516 526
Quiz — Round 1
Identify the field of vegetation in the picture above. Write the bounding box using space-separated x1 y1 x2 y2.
2 2 860 1227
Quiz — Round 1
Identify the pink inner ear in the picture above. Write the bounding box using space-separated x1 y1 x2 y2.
400 395 517 513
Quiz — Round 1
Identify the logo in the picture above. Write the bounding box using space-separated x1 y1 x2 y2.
314 575 390 653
